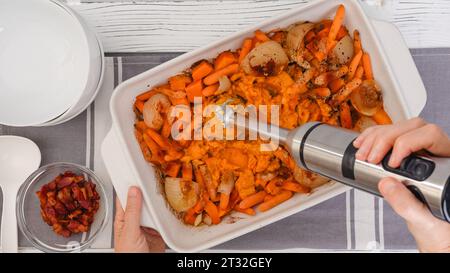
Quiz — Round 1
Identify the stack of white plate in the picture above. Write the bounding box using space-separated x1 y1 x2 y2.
0 0 104 127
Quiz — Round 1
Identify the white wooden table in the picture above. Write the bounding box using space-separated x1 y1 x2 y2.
65 0 450 53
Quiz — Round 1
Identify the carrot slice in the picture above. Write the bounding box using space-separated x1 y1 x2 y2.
193 164 205 191
229 189 240 209
373 108 392 125
320 19 333 29
354 65 364 80
136 90 157 101
199 165 218 201
194 200 205 214
258 190 293 212
326 40 338 52
328 5 345 46
223 148 248 169
169 74 191 91
202 84 219 97
362 53 373 80
348 50 363 79
192 61 214 82
255 178 268 189
185 80 203 102
218 207 232 217
145 128 169 149
313 50 327 62
219 193 230 210
306 40 317 53
329 78 345 93
204 200 220 225
142 133 164 163
313 87 331 97
161 118 172 138
182 162 193 181
169 96 190 106
330 78 362 106
234 206 256 216
353 29 362 53
254 30 270 42
135 120 148 132
239 191 267 209
317 27 330 38
271 31 285 43
134 100 144 113
305 30 316 43
164 148 184 161
136 130 152 162
265 179 282 195
281 181 311 193
273 148 296 170
264 195 274 202
165 162 181 178
336 26 348 40
142 133 160 154
203 64 239 86
184 213 196 225
184 200 204 225
145 128 183 160
239 38 253 63
251 36 261 48
339 102 353 129
214 51 237 70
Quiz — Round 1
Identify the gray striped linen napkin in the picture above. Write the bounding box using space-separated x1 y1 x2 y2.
1 48 449 252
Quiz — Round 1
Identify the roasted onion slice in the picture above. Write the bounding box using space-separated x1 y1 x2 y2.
332 35 354 65
164 177 198 213
350 79 382 116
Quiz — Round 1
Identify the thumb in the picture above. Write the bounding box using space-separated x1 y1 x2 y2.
124 186 143 232
379 178 435 225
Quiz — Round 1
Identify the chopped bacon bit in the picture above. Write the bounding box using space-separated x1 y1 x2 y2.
36 171 100 237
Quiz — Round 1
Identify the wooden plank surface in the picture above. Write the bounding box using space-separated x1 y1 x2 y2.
67 0 450 52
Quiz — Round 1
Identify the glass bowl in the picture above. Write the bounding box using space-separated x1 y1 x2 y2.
17 162 109 252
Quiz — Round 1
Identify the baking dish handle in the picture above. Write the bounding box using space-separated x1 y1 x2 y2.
371 19 427 117
101 128 156 228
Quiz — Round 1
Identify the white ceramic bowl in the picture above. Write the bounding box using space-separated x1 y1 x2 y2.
0 0 104 127
39 1 105 127
102 0 427 252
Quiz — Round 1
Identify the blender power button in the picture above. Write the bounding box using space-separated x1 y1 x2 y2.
382 152 435 181
407 158 435 181
413 163 427 178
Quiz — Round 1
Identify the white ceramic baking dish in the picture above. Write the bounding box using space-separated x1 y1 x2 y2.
101 0 427 252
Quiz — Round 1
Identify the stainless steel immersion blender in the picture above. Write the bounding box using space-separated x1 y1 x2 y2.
225 109 450 222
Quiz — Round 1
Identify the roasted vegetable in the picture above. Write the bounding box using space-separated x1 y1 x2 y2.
132 4 392 226
332 35 354 65
285 22 315 66
143 93 171 130
350 79 382 116
165 177 199 213
241 41 289 76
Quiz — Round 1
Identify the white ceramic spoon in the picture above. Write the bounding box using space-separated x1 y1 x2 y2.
0 136 41 253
